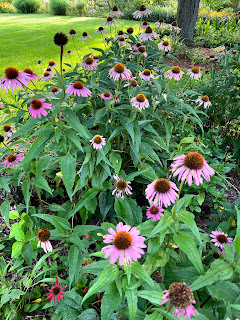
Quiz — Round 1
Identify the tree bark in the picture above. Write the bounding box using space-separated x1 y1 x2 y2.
176 0 201 43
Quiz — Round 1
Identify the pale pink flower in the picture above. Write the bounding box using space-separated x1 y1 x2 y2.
169 21 181 32
131 94 149 110
101 91 112 100
23 68 39 83
132 43 143 50
103 17 118 27
171 152 215 186
145 178 178 208
139 69 153 81
118 36 126 45
92 55 100 63
0 67 29 93
101 222 146 266
161 282 198 319
109 5 123 17
155 18 166 27
80 32 91 41
50 87 61 95
133 5 151 19
3 124 16 138
9 200 16 211
210 231 233 249
66 81 92 97
159 40 171 52
94 26 108 34
196 96 211 108
41 72 53 81
68 29 77 37
2 153 23 168
112 175 132 199
109 63 131 81
187 66 202 79
66 50 73 55
140 21 150 29
29 98 52 119
146 204 164 221
89 135 106 150
139 27 158 41
82 56 97 71
165 66 184 81
46 277 67 304
48 60 58 68
37 228 53 254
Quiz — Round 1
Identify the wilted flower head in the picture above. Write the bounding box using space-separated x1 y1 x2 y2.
54 32 68 46
82 56 97 71
37 228 53 253
171 152 215 186
170 21 181 32
140 21 150 29
94 26 108 34
68 29 77 37
112 175 132 199
41 71 53 81
48 60 58 68
50 87 61 94
109 5 123 17
103 16 118 27
80 32 91 41
23 68 39 82
155 17 166 27
3 124 16 138
127 27 134 34
161 282 198 319
210 231 233 249
139 69 153 81
46 277 67 304
101 222 146 265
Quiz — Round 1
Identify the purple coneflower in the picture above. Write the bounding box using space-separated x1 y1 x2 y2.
133 5 152 19
209 54 215 61
29 98 52 119
41 72 53 81
139 26 158 41
126 27 134 34
46 277 67 304
92 55 100 63
101 222 146 266
68 29 77 37
196 95 211 108
171 152 215 186
50 87 61 95
139 69 153 81
103 16 118 27
89 135 106 150
66 50 73 55
80 32 91 41
101 91 112 100
109 63 131 81
146 204 164 221
66 81 92 97
161 282 198 319
187 66 202 79
118 36 126 45
3 124 16 138
109 5 123 17
37 228 53 253
9 200 16 211
155 18 166 27
131 94 149 110
2 153 23 168
170 21 181 32
23 68 39 82
94 26 108 34
124 79 139 88
132 42 142 50
82 56 97 71
165 66 184 81
154 67 163 73
140 21 150 29
0 67 29 93
116 30 125 38
159 40 171 52
112 175 132 199
48 60 58 68
210 231 233 249
145 178 178 208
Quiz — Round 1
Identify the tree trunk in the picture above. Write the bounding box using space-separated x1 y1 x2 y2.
176 0 201 43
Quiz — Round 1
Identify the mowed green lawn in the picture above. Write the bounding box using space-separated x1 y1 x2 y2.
0 13 140 76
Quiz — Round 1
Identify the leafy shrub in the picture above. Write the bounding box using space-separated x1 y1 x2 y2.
13 0 40 13
76 0 86 15
49 0 68 15
0 1 15 11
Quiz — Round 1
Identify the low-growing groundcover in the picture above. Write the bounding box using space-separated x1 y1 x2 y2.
0 4 240 320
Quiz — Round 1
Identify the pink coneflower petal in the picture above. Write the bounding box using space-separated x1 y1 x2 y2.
66 81 92 97
210 230 233 249
28 98 52 119
187 66 202 79
196 95 211 108
89 134 106 150
2 153 23 168
171 152 215 186
165 66 184 80
133 5 152 19
112 175 132 200
101 222 146 266
159 40 171 52
146 204 164 221
131 94 149 111
139 27 158 41
145 178 178 208
0 67 29 93
109 63 131 82
46 277 67 304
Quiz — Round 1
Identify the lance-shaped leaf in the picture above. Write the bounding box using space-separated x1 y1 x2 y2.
60 153 76 200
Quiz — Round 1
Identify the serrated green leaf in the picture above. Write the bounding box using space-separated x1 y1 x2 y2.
69 245 80 289
33 176 52 195
138 290 163 306
176 210 201 243
63 109 91 139
101 282 122 320
150 211 173 237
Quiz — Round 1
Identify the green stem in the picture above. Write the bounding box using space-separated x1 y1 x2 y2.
172 180 184 219
202 247 216 262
